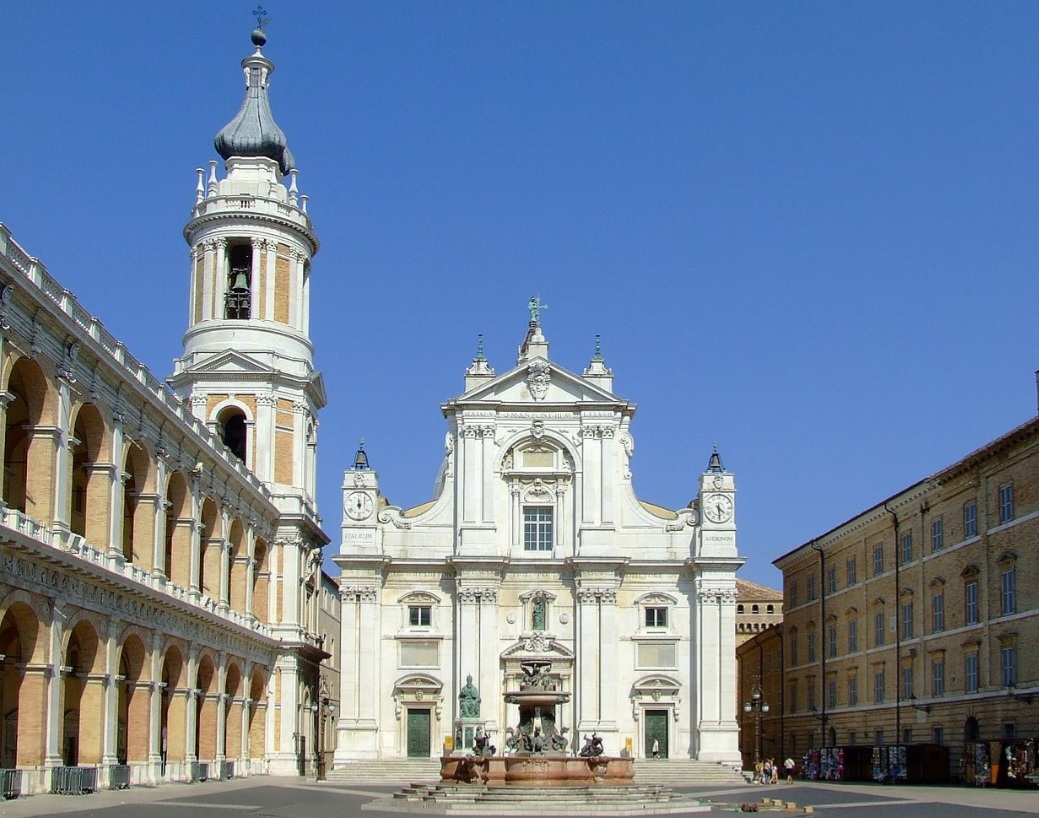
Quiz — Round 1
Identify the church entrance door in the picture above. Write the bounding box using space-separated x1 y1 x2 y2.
644 710 669 759
406 708 431 758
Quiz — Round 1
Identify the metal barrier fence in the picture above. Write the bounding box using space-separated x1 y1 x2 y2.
219 760 235 780
50 766 98 795
197 762 210 782
1 769 22 799
109 765 131 789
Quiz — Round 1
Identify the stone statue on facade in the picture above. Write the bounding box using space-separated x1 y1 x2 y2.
458 674 481 718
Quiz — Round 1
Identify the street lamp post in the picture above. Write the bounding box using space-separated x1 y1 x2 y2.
311 681 336 780
743 685 770 769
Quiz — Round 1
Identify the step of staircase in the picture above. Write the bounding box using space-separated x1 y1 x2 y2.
327 759 442 784
632 760 747 785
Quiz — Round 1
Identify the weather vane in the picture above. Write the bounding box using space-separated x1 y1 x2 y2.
253 5 269 30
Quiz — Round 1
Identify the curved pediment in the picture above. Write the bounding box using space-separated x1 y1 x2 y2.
393 673 442 693
501 632 575 662
632 674 681 693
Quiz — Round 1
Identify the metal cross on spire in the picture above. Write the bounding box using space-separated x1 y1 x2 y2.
253 5 269 29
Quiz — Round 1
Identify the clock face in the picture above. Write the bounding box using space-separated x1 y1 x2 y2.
345 491 374 521
703 493 733 524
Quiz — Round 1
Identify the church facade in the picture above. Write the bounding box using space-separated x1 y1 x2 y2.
334 314 743 764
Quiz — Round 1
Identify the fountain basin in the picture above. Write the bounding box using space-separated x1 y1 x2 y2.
441 755 633 786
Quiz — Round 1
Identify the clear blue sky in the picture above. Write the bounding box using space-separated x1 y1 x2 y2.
3 3 1037 588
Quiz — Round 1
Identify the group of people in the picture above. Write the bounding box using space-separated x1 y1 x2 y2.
754 757 798 784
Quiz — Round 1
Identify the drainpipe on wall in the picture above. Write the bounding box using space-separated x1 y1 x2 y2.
884 502 901 748
811 540 826 746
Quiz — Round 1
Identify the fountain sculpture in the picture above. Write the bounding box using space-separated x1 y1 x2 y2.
441 661 634 786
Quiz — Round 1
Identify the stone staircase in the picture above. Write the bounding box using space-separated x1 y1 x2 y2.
326 758 443 785
633 759 747 785
388 783 711 815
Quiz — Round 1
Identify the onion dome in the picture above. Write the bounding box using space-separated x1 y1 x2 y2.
214 28 296 175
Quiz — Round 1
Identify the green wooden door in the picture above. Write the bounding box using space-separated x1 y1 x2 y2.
406 708 431 758
645 709 669 759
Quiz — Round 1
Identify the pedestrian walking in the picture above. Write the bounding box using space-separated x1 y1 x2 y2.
652 738 660 759
770 758 779 784
784 756 796 783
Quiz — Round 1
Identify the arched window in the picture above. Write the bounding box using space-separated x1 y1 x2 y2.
219 410 248 463
225 243 252 319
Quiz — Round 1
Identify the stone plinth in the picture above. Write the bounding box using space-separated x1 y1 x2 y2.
441 755 633 786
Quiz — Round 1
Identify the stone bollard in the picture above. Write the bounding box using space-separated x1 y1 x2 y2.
785 802 797 811
803 807 814 814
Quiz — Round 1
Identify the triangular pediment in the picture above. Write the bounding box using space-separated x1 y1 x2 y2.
452 358 624 408
188 350 276 376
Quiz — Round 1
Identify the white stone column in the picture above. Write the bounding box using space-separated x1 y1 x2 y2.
281 539 301 628
240 660 252 765
264 238 277 322
269 540 281 624
185 645 199 763
575 588 599 734
215 654 227 763
254 394 275 484
334 586 379 761
580 429 601 526
148 631 163 780
202 239 216 321
600 428 615 525
693 584 740 762
245 524 257 622
107 414 127 565
44 599 66 767
301 262 311 336
250 237 264 320
188 482 203 600
478 588 499 732
219 505 232 613
461 427 477 524
215 238 229 319
456 587 480 720
151 454 170 583
102 618 122 765
51 378 75 533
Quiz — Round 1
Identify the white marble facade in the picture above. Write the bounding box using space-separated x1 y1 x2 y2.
333 313 742 764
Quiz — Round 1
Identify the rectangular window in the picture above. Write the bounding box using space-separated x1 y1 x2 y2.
874 671 885 705
965 653 979 694
902 666 913 700
408 605 432 627
523 507 554 551
999 484 1014 524
807 632 816 663
964 501 977 538
933 727 944 746
873 544 884 577
790 634 799 666
1001 568 1016 616
847 557 857 586
848 676 858 706
807 574 817 602
848 619 858 653
827 679 837 710
965 581 979 625
645 607 667 628
932 660 945 697
901 531 913 565
827 566 837 595
932 593 945 633
807 680 816 711
874 730 885 747
789 581 799 608
789 683 798 714
1002 646 1017 687
931 518 944 552
874 612 885 647
902 602 914 639
828 623 837 658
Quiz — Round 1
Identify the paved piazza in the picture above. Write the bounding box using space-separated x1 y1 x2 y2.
2 778 1038 818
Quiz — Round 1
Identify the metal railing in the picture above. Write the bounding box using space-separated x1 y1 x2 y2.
50 766 97 795
109 764 131 789
219 760 235 780
1 769 21 799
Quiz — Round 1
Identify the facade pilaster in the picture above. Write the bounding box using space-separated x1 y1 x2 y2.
51 377 75 533
44 599 66 766
106 412 127 565
215 653 227 763
102 618 122 765
334 584 379 761
185 644 199 764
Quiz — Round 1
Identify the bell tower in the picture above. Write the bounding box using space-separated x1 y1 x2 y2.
169 25 325 515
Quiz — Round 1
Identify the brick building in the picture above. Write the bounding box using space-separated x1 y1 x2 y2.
0 28 338 794
771 374 1039 774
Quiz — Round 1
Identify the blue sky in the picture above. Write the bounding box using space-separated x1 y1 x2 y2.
3 3 1037 588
